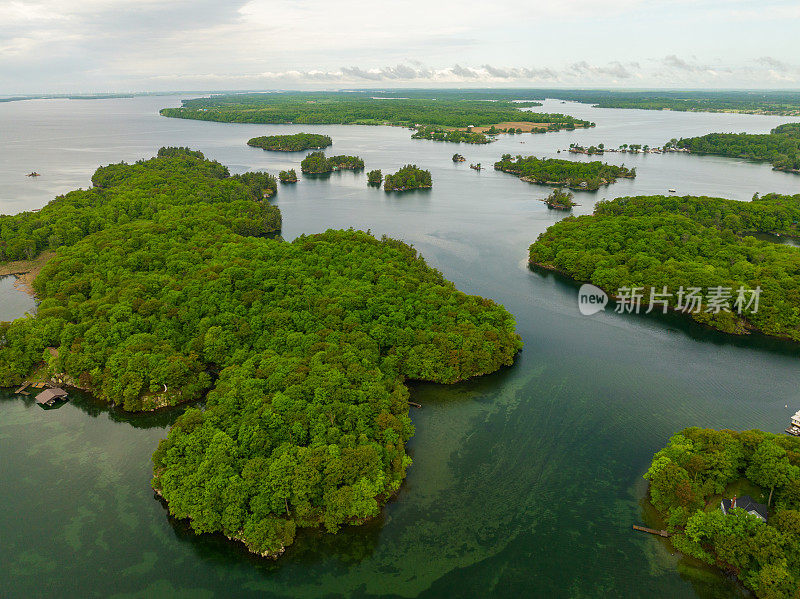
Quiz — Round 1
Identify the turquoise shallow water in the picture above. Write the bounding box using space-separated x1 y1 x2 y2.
1 96 799 598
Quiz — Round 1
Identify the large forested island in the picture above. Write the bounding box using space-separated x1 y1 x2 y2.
645 427 800 598
247 133 332 152
0 147 522 558
674 123 800 173
158 92 593 133
528 193 800 339
495 154 636 190
300 152 364 174
383 165 432 191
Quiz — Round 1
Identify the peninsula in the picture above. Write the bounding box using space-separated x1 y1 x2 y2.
645 427 800 598
0 147 521 560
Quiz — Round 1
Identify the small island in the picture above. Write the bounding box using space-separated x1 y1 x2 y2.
543 188 576 210
495 154 636 190
247 133 332 152
384 165 432 192
279 169 298 183
366 169 382 187
644 427 800 598
412 126 491 144
452 153 465 162
568 143 605 155
300 152 364 174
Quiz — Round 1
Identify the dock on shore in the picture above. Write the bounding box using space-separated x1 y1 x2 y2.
632 525 671 537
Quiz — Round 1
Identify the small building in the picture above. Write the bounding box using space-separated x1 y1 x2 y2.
792 409 800 429
720 495 768 522
35 388 68 407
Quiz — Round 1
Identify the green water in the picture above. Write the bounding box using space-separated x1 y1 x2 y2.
2 96 800 597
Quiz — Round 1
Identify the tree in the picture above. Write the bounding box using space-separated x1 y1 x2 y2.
747 440 799 506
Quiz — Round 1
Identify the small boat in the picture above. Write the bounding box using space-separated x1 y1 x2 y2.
668 188 676 193
26 172 41 177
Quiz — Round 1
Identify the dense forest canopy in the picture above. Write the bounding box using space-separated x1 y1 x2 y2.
675 124 800 172
0 148 522 557
247 133 332 152
159 92 591 129
383 165 432 191
645 428 800 598
0 147 278 262
494 154 636 190
279 169 298 183
528 193 800 339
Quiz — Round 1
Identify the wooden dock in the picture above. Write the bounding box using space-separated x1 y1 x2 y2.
408 401 422 409
632 525 671 537
14 382 31 395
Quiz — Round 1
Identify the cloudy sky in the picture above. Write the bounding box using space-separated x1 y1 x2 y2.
2 0 800 93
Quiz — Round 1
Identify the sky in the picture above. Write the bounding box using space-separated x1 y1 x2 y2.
2 0 800 94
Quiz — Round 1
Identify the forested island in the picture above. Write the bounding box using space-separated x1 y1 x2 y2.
279 169 298 183
674 123 800 173
247 133 332 152
300 152 364 174
367 169 382 186
383 165 432 191
0 147 521 558
158 92 592 135
543 188 576 210
411 126 491 144
494 154 636 190
528 193 800 339
645 427 800 597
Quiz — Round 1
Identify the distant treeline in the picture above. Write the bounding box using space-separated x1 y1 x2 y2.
675 123 800 172
494 154 635 190
159 92 591 129
247 133 332 152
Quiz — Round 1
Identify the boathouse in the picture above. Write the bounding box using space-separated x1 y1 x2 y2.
720 495 768 522
35 388 68 407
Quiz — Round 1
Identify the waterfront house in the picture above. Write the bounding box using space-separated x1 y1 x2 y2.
720 495 768 522
35 388 68 407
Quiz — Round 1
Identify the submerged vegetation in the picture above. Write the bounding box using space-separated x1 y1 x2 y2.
675 123 800 173
247 133 332 152
494 154 636 190
0 148 522 557
300 152 364 174
528 193 800 339
383 165 432 192
645 427 800 598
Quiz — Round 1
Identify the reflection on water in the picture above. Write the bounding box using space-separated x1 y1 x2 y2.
0 275 36 321
2 96 800 598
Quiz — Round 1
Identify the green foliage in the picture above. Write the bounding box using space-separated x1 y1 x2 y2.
383 165 432 192
0 147 280 263
676 124 800 172
247 133 332 152
645 427 800 598
366 170 382 187
231 171 277 199
495 155 635 190
528 194 800 339
544 188 575 210
159 92 591 129
0 149 522 556
278 169 298 183
300 152 364 174
411 126 491 144
452 153 465 162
